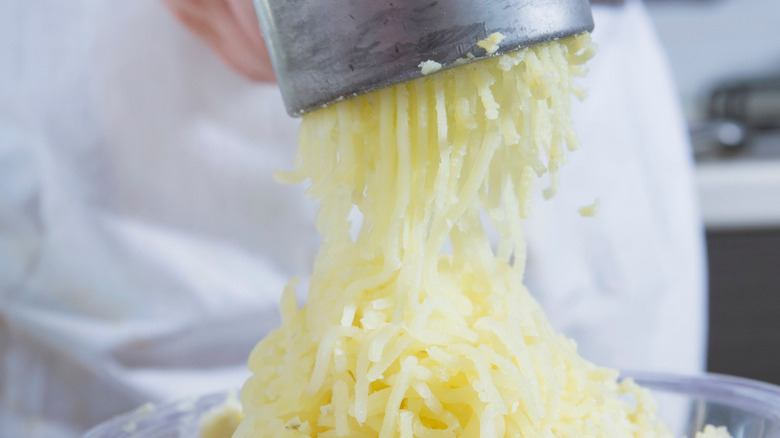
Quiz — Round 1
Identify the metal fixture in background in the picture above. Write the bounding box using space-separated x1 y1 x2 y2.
692 76 780 160
690 119 749 159
253 0 594 116
708 77 780 132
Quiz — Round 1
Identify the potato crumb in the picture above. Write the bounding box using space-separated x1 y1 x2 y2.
199 393 243 438
579 198 600 217
696 425 731 438
418 60 443 75
477 32 506 55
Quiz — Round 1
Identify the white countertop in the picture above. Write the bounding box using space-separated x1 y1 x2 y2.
697 159 780 230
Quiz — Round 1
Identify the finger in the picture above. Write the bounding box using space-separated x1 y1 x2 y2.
226 0 275 81
162 0 275 82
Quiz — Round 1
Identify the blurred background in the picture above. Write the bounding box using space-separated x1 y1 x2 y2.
646 0 780 384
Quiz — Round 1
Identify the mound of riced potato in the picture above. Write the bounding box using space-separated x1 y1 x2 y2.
198 33 731 438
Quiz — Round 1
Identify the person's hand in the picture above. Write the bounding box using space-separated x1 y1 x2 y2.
163 0 275 82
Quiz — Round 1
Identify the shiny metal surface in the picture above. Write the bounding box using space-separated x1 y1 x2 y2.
253 0 594 116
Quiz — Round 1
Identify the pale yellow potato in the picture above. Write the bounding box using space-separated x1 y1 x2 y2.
225 32 729 438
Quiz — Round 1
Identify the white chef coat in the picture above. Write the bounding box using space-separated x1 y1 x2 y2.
0 0 706 436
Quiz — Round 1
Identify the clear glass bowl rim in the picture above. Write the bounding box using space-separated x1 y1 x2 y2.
84 371 780 437
626 370 780 420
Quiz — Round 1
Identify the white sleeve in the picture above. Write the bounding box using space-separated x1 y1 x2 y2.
523 0 707 375
0 0 316 436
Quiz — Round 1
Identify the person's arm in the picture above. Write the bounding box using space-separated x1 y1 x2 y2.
162 0 275 82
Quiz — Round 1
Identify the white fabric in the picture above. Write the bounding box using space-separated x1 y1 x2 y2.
0 0 705 436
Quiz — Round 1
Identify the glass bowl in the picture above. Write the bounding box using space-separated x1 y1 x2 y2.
84 372 780 437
